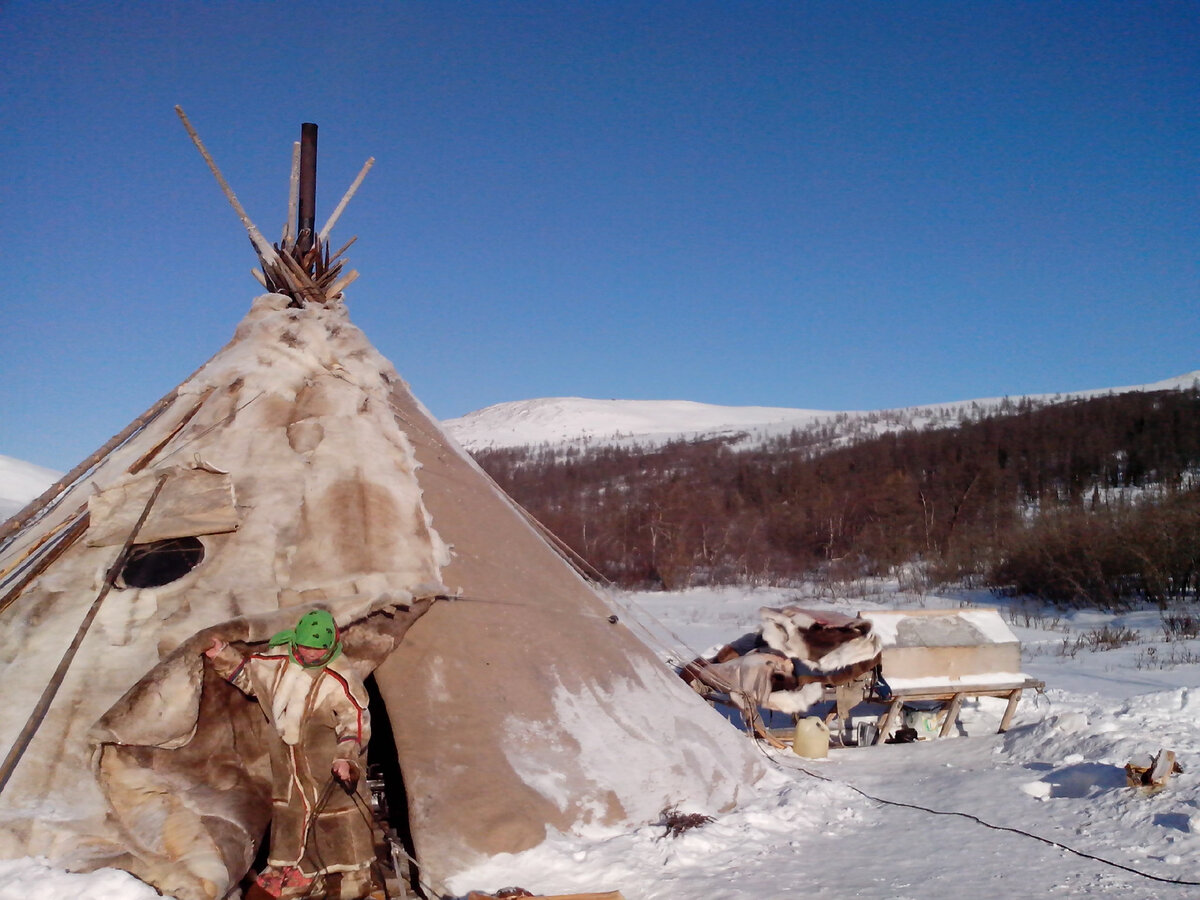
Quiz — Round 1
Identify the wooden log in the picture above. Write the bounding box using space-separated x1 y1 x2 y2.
318 157 375 244
325 269 359 299
1126 748 1181 792
939 692 965 738
315 260 344 289
878 697 903 741
0 390 178 547
1148 749 1177 787
174 106 279 267
276 248 325 304
998 688 1023 733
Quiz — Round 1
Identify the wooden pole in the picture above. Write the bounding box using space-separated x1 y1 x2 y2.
0 390 179 547
0 514 89 617
327 235 358 266
284 140 301 248
174 106 280 267
318 157 374 244
0 474 169 797
324 269 359 299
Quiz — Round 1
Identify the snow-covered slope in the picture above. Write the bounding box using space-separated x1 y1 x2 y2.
0 455 60 521
444 371 1200 452
443 397 838 451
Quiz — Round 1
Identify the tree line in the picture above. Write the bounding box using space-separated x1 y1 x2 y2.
473 388 1200 607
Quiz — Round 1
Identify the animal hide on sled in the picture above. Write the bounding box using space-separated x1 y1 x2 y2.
683 606 882 717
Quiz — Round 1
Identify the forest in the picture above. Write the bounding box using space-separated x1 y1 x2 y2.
473 388 1200 608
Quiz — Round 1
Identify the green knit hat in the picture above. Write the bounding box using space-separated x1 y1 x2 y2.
270 609 342 666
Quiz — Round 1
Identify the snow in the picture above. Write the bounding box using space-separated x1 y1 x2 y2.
443 370 1200 452
10 581 1200 898
443 396 834 452
0 455 60 520
444 583 1200 899
0 857 164 899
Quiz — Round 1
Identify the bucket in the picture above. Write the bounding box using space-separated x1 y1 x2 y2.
903 707 940 740
791 716 830 759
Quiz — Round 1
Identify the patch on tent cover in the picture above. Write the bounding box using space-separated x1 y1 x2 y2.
86 464 238 548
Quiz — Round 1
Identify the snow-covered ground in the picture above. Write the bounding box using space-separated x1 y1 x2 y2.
448 583 1200 899
7 581 1200 899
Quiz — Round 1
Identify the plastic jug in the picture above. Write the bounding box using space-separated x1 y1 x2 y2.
791 716 830 758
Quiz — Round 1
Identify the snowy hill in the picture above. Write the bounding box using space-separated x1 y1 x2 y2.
0 455 60 521
443 370 1200 452
4 372 1196 508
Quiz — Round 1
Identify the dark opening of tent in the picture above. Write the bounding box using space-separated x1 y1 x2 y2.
119 537 205 588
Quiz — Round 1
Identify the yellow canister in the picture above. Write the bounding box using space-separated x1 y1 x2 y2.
791 716 830 758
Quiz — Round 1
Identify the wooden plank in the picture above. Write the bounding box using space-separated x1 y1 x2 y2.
878 697 903 742
939 693 965 738
862 606 1009 620
318 157 375 244
883 680 1041 701
174 106 280 266
998 688 1023 732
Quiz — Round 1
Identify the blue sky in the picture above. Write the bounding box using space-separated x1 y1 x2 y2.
2 1 1196 471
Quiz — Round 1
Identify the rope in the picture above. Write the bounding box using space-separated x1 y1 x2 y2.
758 744 1200 887
348 785 439 899
297 772 439 900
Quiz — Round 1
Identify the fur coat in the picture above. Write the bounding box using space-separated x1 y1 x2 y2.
210 646 375 879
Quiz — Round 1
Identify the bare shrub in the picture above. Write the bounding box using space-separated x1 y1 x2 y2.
1162 613 1200 641
657 805 714 839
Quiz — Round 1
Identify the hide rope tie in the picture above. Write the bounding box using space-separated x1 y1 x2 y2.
757 743 1200 888
0 472 170 797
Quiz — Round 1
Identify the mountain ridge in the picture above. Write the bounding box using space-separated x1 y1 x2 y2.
443 370 1200 452
5 370 1197 517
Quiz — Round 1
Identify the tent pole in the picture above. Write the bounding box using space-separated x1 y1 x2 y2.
318 157 374 245
0 391 178 548
0 474 169 797
174 106 280 268
284 140 301 248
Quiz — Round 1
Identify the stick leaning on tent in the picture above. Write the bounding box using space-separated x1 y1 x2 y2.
0 473 169 796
